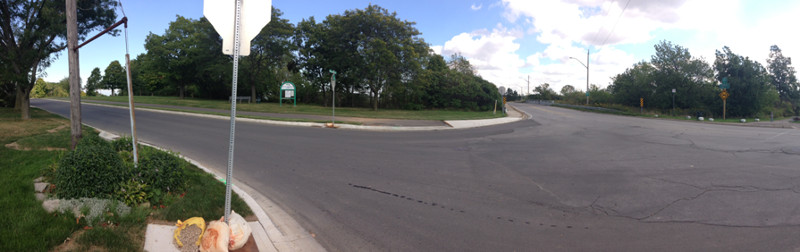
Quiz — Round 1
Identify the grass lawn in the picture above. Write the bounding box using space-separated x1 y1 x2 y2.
80 95 504 120
0 107 252 251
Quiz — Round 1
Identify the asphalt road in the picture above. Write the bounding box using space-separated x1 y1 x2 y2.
32 99 800 251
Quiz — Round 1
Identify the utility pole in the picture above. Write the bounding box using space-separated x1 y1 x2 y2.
66 0 81 150
586 49 589 105
569 49 590 105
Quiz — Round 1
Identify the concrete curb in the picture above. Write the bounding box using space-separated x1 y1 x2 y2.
59 99 525 131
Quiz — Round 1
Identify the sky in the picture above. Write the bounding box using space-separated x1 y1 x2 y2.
43 0 800 96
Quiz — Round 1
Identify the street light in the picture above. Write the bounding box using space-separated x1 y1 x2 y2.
671 88 676 116
569 49 589 105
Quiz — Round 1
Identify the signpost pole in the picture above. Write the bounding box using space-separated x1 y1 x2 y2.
330 70 337 126
222 0 244 224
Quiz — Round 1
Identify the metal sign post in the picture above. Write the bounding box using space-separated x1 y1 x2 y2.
640 98 643 114
330 70 337 126
204 0 271 224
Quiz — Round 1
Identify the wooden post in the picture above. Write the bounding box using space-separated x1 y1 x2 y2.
66 0 82 150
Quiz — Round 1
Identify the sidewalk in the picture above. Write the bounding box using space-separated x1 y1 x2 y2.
78 99 527 131
74 99 527 251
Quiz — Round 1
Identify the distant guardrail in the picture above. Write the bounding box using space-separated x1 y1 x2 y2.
550 103 626 113
526 100 555 105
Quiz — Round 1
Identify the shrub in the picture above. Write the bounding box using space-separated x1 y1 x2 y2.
55 140 128 199
136 149 186 194
111 136 134 152
78 134 111 148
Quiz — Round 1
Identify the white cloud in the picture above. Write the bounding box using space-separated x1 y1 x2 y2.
434 0 800 96
471 3 483 11
434 25 529 93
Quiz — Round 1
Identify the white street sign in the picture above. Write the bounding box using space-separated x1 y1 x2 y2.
204 0 272 56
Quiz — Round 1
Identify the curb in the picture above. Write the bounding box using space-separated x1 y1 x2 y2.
57 99 524 131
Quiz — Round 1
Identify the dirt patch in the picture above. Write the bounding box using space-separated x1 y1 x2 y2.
51 230 86 252
47 124 69 133
4 141 66 151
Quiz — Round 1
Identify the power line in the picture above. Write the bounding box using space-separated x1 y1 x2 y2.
589 0 616 46
599 0 632 47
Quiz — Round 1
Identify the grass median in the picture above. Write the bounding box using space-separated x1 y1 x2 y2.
0 107 252 251
80 95 504 121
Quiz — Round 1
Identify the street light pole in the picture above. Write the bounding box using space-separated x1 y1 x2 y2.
569 49 590 105
672 88 676 116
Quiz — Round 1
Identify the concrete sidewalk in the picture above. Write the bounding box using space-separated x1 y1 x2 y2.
75 99 527 131
76 100 527 251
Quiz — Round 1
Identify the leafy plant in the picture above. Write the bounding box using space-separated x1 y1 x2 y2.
116 179 149 206
136 148 186 194
55 138 129 199
111 136 134 152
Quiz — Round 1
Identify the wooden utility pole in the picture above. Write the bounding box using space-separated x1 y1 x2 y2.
66 0 81 150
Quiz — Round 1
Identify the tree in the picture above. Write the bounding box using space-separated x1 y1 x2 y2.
31 78 50 98
767 45 800 115
533 83 557 100
714 46 778 117
295 4 427 111
560 85 576 95
648 40 715 111
102 61 125 96
609 62 657 107
0 0 118 119
240 7 295 103
143 16 229 99
86 67 102 96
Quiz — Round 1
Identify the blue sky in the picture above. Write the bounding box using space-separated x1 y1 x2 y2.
44 0 800 95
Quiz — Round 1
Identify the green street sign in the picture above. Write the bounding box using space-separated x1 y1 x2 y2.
585 91 590 97
720 77 729 89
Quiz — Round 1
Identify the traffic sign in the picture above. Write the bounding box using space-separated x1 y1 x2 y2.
204 0 272 56
720 90 729 100
640 98 643 107
720 77 730 89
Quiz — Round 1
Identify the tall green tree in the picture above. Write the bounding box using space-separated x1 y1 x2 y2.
296 4 427 111
649 40 715 111
714 46 778 117
0 0 118 119
767 45 800 115
102 60 125 96
143 16 229 99
240 7 295 103
85 67 102 96
609 61 657 107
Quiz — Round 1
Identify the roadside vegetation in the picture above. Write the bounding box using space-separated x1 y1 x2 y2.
79 95 504 121
0 107 251 251
520 41 799 120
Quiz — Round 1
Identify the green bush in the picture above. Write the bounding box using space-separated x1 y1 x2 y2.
55 139 129 199
78 134 111 148
111 136 134 152
136 149 186 194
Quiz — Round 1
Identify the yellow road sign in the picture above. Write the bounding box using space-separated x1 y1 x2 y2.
640 98 643 107
720 90 729 100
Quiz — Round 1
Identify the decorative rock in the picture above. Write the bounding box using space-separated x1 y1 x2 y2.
698 117 704 121
34 182 49 193
709 118 714 122
654 115 659 118
42 199 60 213
740 119 747 123
33 176 45 183
755 118 760 122
686 116 692 119
35 193 46 201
